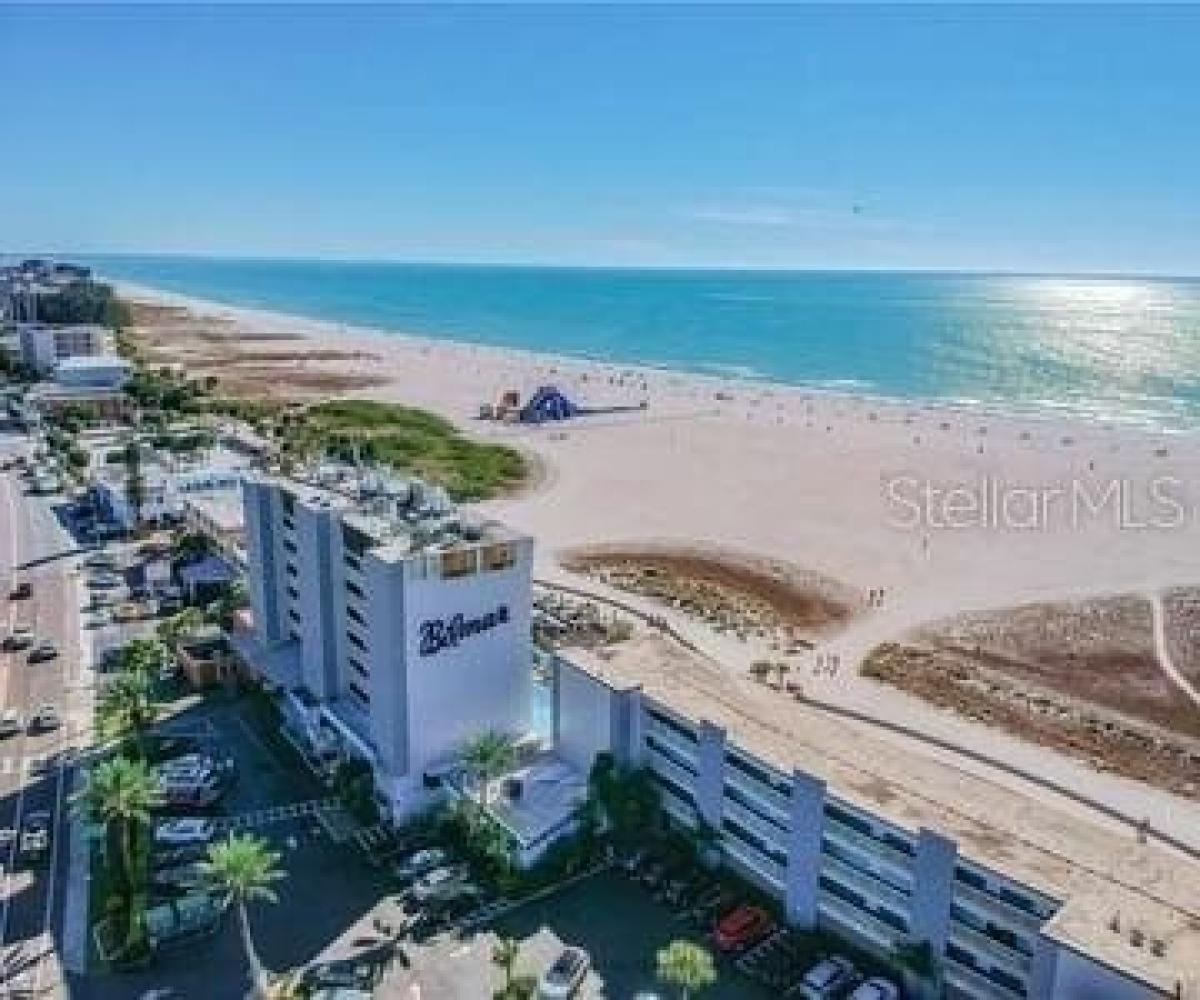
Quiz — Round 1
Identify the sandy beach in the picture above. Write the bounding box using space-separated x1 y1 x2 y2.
118 280 1200 846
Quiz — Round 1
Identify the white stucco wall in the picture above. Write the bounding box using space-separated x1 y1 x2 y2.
554 658 614 774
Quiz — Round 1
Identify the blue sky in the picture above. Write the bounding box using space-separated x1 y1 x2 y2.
2 4 1198 273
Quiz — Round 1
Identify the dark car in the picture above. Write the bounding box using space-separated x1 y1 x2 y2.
27 640 59 663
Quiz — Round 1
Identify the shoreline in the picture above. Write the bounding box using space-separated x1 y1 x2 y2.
110 278 1197 439
114 273 1200 852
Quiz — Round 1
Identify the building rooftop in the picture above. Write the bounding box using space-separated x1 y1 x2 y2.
259 467 526 558
561 635 1200 995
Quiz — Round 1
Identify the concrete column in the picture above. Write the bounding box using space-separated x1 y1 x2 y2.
910 828 957 953
1027 934 1060 1000
786 771 826 928
694 721 726 829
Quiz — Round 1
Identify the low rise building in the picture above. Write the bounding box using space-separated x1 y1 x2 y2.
16 323 109 373
552 635 1200 1000
53 355 132 389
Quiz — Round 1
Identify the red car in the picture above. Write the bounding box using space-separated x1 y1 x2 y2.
712 904 775 953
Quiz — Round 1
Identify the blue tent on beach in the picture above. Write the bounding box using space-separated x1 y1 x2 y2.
520 385 579 424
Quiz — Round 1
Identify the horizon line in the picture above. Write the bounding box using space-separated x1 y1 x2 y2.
4 249 1199 282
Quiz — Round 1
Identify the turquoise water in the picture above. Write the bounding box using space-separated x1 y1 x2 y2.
80 255 1200 430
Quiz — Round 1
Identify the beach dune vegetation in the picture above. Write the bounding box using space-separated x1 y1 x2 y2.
287 399 525 501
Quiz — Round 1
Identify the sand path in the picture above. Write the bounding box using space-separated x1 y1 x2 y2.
1150 590 1200 711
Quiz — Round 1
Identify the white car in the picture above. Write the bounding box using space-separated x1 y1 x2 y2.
393 847 447 881
410 863 470 901
799 956 859 999
537 946 590 999
0 709 22 739
849 978 900 1000
155 819 216 846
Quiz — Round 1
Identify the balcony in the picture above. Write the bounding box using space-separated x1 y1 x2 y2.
721 835 786 890
820 854 911 914
949 920 1032 979
645 746 700 801
722 796 789 855
723 769 791 825
817 890 903 953
953 882 1047 934
823 814 914 879
944 956 1027 1000
644 719 699 769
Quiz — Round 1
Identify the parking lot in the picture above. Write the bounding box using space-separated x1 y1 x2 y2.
485 869 777 999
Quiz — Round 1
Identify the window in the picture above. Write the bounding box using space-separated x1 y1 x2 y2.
341 523 372 557
346 606 365 626
726 751 791 797
344 553 361 572
825 803 875 837
280 491 295 515
645 734 697 775
722 816 787 867
346 580 364 599
646 708 697 744
648 771 695 806
482 543 515 571
287 609 301 624
346 630 367 652
285 563 298 577
954 865 989 891
282 539 297 555
282 516 295 531
724 783 789 832
286 585 299 600
440 549 475 578
347 656 369 678
349 681 370 706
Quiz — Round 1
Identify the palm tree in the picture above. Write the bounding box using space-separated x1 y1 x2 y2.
492 936 520 994
657 940 717 1000
157 606 205 647
459 730 518 819
200 834 286 1000
118 637 170 679
72 756 163 937
98 669 158 756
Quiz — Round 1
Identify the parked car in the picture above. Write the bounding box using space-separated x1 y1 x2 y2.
83 553 118 571
798 955 860 999
3 625 35 650
28 704 61 732
27 640 59 663
538 946 590 999
151 861 208 895
155 819 217 846
848 978 900 1000
153 843 212 869
410 863 471 902
0 709 22 739
9 581 31 600
393 847 448 882
19 811 52 865
88 572 123 590
712 904 775 953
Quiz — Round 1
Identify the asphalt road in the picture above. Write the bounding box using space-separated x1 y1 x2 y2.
0 430 88 997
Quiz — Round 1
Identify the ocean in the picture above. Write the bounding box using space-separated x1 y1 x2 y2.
80 255 1200 430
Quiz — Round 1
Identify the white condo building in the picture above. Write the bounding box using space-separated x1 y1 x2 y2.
240 471 1200 999
241 467 536 824
16 322 109 373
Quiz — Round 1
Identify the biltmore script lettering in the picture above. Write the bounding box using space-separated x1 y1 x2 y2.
419 605 510 656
